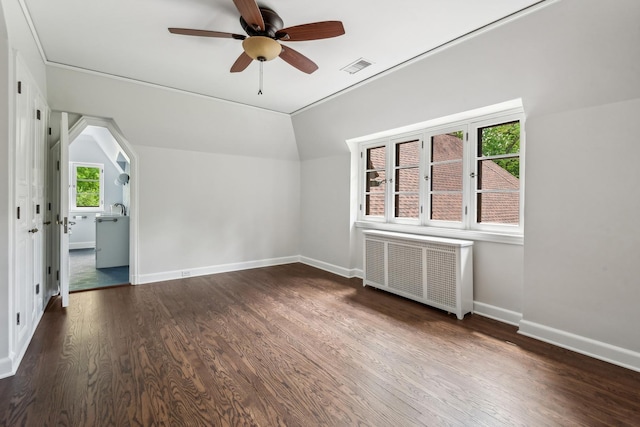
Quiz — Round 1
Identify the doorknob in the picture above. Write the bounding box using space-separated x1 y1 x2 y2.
28 227 39 233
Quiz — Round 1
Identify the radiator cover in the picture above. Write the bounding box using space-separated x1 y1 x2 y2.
363 230 473 320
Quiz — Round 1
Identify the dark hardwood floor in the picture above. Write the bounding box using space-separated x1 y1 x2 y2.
1 263 638 426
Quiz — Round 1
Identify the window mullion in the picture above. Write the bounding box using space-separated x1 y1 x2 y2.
465 125 474 230
420 134 427 225
385 140 393 223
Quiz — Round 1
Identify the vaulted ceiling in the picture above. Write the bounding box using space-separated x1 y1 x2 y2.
22 0 543 114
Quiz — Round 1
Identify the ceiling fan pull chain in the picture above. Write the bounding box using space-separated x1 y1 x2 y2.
258 60 264 95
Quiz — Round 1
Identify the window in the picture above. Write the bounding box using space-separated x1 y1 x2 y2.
364 145 386 218
474 120 521 226
71 162 104 211
358 109 524 236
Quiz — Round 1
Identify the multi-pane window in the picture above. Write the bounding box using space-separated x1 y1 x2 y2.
429 130 464 223
359 112 524 234
364 145 386 217
394 139 420 219
475 121 520 225
71 162 104 211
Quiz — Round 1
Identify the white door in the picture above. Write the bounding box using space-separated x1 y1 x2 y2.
30 97 46 318
59 113 70 307
48 142 61 301
14 67 32 345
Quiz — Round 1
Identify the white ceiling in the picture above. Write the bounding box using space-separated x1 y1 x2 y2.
22 0 542 114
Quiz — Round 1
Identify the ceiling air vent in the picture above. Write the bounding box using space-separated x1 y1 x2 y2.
341 58 372 74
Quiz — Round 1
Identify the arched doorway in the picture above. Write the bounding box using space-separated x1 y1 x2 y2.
49 115 138 299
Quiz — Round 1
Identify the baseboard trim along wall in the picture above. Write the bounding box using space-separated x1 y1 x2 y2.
519 320 640 373
299 256 362 279
0 309 46 379
473 302 523 326
136 256 300 285
0 357 13 380
69 242 95 250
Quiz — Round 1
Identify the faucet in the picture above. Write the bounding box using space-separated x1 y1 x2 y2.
113 203 126 216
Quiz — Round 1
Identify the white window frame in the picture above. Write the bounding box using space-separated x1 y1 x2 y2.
423 123 469 230
469 114 525 234
356 105 525 243
361 139 389 223
389 134 423 226
70 162 104 212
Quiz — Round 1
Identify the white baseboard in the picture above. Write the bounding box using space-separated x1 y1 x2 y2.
69 241 95 250
519 320 640 373
0 356 13 379
299 256 362 279
1 307 46 379
137 256 300 285
473 301 522 326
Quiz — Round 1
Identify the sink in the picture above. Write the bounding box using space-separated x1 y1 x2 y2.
96 212 123 217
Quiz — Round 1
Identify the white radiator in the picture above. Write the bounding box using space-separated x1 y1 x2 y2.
363 230 473 320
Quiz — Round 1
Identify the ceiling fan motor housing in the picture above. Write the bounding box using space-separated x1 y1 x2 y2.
240 7 284 38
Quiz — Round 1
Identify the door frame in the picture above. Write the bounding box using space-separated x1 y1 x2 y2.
53 114 139 290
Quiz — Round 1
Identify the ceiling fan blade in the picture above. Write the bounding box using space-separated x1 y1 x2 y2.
276 21 345 41
230 52 253 73
279 46 318 74
232 0 265 31
169 28 245 40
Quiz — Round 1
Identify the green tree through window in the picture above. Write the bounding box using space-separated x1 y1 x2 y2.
479 122 520 178
76 166 101 207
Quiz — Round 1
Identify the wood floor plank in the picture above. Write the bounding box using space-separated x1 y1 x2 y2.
1 263 639 426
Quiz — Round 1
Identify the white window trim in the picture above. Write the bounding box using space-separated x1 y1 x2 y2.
352 101 525 245
70 162 104 212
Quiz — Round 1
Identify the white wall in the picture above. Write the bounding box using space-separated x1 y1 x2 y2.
46 68 301 282
0 0 45 91
523 98 640 353
46 67 298 161
299 155 353 272
292 0 640 368
136 145 300 281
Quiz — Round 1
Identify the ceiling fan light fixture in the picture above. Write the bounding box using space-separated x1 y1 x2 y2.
242 36 281 61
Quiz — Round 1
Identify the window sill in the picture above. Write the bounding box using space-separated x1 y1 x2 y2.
354 221 523 245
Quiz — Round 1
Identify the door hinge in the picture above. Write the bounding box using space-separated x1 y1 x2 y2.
56 270 59 280
16 312 20 325
48 266 51 275
48 202 52 211
17 206 20 220
36 284 40 295
36 204 40 214
421 140 424 149
466 132 469 141
17 81 21 94
360 152 363 158
57 160 60 171
420 206 423 214
48 127 52 135
36 109 41 120
359 203 362 211
465 206 468 215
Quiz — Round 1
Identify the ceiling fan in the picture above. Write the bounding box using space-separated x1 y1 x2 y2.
168 0 345 76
